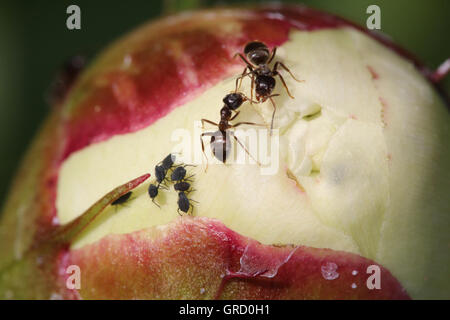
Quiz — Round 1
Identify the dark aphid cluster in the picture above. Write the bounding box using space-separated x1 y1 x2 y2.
200 41 301 165
148 153 176 207
148 153 197 215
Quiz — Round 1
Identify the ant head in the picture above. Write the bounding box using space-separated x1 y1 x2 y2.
244 41 270 65
255 75 276 97
223 92 244 110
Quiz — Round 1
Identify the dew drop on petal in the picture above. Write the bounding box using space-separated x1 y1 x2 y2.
200 288 206 295
352 270 358 276
321 262 339 280
351 283 357 289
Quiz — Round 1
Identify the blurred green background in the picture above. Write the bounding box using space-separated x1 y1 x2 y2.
0 0 449 208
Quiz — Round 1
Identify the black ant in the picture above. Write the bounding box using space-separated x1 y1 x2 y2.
200 92 264 166
170 165 195 182
234 41 303 132
111 191 132 207
177 192 197 216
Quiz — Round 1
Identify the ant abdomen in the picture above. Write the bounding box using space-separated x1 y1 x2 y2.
244 41 270 65
255 75 276 98
210 131 231 163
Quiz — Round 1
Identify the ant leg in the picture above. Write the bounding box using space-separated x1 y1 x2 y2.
233 52 254 69
274 61 304 82
200 132 215 172
242 93 259 105
177 208 183 216
232 121 267 128
268 96 277 135
201 119 218 129
267 47 277 64
249 73 255 104
235 69 254 92
274 71 295 99
230 131 261 166
235 67 247 92
230 110 241 121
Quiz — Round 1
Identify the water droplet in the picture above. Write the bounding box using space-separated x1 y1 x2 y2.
200 288 206 295
351 283 357 289
122 54 133 69
321 262 339 280
51 215 60 226
352 270 358 276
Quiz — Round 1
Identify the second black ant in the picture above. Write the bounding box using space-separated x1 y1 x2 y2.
200 92 265 167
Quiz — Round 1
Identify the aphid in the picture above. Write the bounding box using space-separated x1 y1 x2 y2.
155 165 167 184
170 166 195 182
111 191 132 206
160 153 176 171
177 192 197 216
200 93 264 165
234 41 302 131
174 181 192 193
155 153 179 185
148 184 160 208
